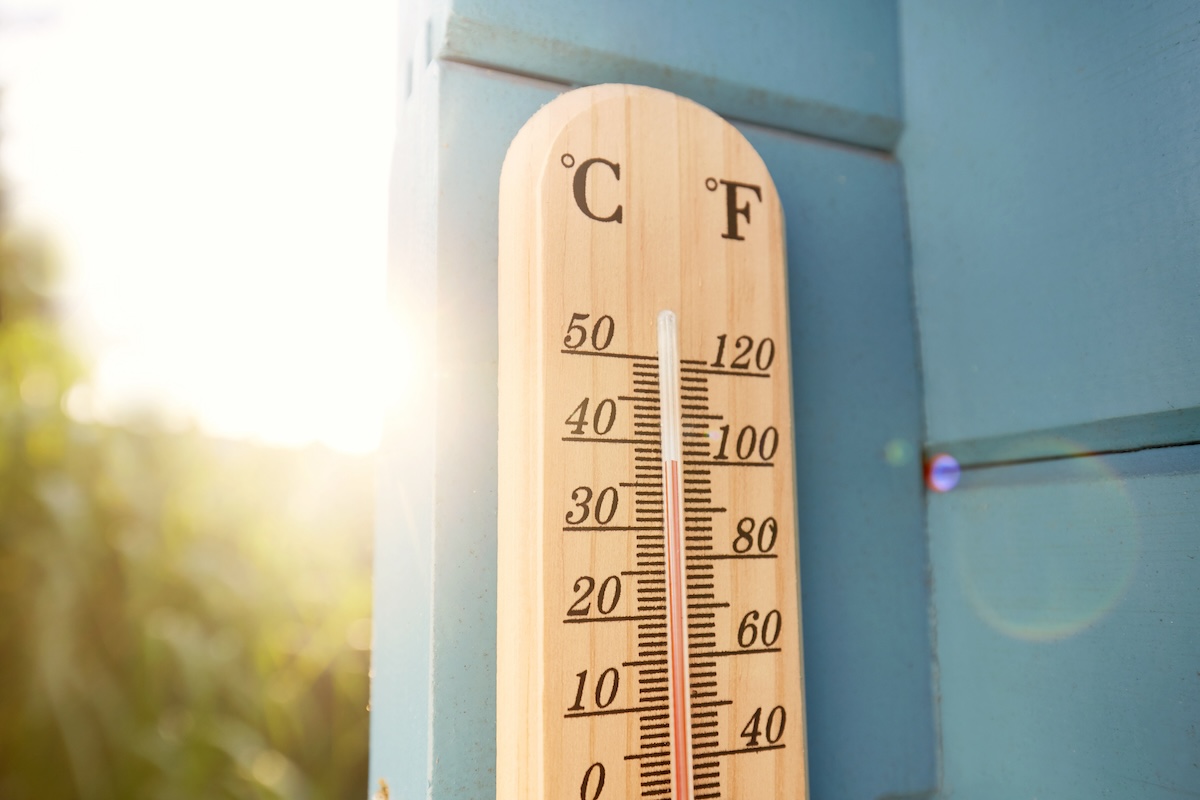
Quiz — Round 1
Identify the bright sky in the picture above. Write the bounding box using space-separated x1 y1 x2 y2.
0 0 399 453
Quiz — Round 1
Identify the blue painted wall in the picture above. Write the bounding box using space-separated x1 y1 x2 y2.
899 0 1200 451
900 2 1200 797
928 446 1200 799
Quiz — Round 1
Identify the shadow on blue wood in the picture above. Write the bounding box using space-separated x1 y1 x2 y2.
929 444 1200 799
740 122 935 800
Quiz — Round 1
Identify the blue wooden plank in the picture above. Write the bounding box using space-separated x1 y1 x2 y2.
369 61 563 798
368 57 438 799
739 123 935 800
928 444 1200 799
430 0 902 149
929 407 1200 468
424 64 569 799
899 0 1200 445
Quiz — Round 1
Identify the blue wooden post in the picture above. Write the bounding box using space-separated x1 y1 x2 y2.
374 4 931 799
375 2 1200 799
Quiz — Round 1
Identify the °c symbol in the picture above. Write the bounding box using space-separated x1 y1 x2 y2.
571 157 623 224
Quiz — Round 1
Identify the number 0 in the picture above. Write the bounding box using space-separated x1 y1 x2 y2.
581 763 606 800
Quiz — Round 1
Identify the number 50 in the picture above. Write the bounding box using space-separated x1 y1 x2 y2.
564 313 615 351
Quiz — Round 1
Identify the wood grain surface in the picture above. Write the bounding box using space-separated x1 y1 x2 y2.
498 84 808 800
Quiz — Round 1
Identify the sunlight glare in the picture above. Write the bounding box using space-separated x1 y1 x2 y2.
1 0 400 453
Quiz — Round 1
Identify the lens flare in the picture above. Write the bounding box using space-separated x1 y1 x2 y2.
947 437 1141 642
884 438 914 467
926 453 961 492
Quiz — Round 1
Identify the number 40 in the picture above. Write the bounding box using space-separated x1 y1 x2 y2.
565 397 616 436
740 705 786 748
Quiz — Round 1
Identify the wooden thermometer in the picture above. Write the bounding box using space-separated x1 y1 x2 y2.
498 84 808 800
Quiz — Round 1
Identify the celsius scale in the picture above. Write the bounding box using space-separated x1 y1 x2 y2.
498 84 808 800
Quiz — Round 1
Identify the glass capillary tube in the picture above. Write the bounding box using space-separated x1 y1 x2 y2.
657 310 694 800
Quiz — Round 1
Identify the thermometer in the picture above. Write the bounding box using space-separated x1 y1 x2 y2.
498 84 808 800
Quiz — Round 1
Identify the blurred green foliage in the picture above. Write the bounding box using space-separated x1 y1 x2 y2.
0 206 373 796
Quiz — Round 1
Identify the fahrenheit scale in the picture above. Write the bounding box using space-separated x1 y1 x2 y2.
498 85 808 800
